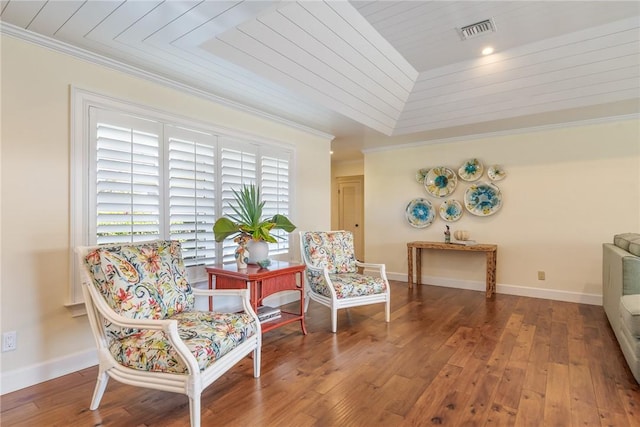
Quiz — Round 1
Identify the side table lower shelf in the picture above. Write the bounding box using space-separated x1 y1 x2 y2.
260 310 303 333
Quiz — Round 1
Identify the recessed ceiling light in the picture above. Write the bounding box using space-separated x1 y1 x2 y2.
482 47 494 55
330 150 334 155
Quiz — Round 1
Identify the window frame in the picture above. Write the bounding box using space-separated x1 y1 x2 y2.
69 87 296 307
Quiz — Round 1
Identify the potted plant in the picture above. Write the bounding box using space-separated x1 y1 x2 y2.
213 184 296 263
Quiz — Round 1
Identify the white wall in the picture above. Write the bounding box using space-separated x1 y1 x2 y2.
0 35 331 393
364 120 640 301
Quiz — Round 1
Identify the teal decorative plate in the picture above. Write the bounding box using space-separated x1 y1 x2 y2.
464 182 503 216
439 199 463 222
405 198 435 228
425 167 457 198
458 158 484 182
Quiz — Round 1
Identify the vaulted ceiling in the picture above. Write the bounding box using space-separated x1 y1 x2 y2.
2 1 639 162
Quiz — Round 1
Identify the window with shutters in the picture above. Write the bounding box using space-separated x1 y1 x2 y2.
70 90 294 306
167 126 217 271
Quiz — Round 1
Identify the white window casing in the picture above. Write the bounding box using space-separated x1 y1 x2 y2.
69 88 295 310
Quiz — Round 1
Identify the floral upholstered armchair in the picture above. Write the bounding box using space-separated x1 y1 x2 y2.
299 231 390 332
77 240 261 427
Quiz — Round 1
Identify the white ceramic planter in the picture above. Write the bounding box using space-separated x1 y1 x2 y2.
246 240 269 264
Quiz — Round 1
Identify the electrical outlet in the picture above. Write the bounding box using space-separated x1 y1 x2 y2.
2 331 17 352
537 271 546 280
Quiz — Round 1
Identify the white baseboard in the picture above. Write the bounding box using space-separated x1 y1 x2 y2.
1 348 98 395
386 272 602 306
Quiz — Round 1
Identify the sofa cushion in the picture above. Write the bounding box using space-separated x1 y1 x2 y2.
620 295 640 339
614 233 640 251
629 239 640 257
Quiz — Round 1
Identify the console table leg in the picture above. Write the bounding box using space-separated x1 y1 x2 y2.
486 251 497 298
416 248 422 286
407 246 414 288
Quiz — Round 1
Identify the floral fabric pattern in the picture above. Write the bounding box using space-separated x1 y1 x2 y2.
306 270 387 299
302 231 387 299
84 240 258 373
109 311 258 373
302 231 357 274
84 240 194 339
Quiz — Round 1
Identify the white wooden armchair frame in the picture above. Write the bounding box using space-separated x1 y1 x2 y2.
299 231 391 333
77 244 261 427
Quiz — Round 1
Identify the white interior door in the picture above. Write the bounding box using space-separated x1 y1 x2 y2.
337 176 364 261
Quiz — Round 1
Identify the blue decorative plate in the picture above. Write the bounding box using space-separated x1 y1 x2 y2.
464 182 503 216
405 198 435 228
439 199 463 222
425 167 457 197
458 158 484 182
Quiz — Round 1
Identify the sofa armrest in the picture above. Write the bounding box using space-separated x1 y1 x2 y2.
603 243 625 330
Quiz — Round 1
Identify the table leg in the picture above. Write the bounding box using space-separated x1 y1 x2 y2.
486 250 497 298
407 245 414 288
208 274 214 311
416 248 422 286
299 280 307 335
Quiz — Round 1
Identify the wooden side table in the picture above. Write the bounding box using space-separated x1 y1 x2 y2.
205 261 307 334
407 241 498 298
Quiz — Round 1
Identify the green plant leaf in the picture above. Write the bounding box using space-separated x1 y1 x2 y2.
213 184 296 243
213 217 241 242
271 214 296 232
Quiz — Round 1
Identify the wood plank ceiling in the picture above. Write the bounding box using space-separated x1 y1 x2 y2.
2 1 639 160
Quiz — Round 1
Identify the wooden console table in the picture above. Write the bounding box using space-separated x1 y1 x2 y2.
407 241 498 298
205 261 307 335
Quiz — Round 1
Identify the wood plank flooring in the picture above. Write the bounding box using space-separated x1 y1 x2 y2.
2 282 639 426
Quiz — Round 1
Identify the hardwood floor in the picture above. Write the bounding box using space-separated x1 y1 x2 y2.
2 282 639 426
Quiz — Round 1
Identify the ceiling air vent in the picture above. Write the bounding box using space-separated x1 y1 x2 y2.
458 19 496 40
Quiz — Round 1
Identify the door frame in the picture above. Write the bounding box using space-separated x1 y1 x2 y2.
336 175 364 261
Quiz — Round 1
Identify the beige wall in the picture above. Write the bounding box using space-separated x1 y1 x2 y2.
364 120 640 298
0 36 331 390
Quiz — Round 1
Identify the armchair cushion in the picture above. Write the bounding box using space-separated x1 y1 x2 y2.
302 231 357 274
306 270 387 299
85 240 194 339
328 273 388 299
109 311 258 374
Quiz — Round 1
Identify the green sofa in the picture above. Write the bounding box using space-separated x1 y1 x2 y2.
603 233 640 383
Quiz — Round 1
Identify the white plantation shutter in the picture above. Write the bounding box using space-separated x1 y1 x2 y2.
219 141 257 263
261 150 291 254
73 95 295 306
92 110 161 244
167 127 216 269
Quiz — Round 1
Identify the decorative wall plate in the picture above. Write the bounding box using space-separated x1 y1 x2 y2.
488 165 506 181
464 182 503 216
458 158 484 181
424 167 457 197
405 198 435 228
439 199 463 222
415 168 430 184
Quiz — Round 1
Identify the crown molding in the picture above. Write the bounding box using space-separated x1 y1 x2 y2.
362 113 640 154
0 22 335 142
